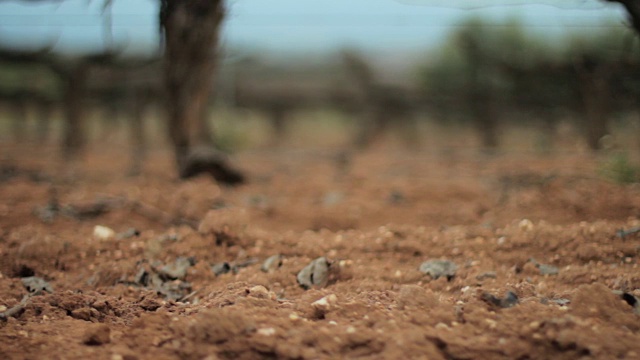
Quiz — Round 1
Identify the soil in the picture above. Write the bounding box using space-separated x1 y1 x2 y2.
2 143 640 359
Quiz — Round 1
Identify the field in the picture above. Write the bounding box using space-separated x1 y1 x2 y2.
1 119 640 359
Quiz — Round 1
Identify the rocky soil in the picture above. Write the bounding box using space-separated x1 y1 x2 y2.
1 144 640 359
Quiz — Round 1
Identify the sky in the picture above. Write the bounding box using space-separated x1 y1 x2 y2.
0 0 629 57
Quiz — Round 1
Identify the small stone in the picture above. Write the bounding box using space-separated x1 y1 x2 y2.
211 262 231 276
249 285 270 299
0 305 7 312
21 276 53 294
93 225 115 240
312 294 337 308
261 254 283 273
297 257 331 289
346 326 356 334
257 327 276 336
529 321 540 329
549 298 571 306
160 257 195 280
519 219 534 232
476 271 497 281
419 260 458 281
116 228 140 240
312 294 338 316
481 291 518 308
537 263 559 276
501 291 519 308
82 324 111 345
529 258 559 276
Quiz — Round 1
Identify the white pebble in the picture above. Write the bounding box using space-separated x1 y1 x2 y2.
93 225 115 240
518 219 534 232
257 328 276 336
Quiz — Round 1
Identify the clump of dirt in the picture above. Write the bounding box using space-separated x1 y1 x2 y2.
1 146 640 359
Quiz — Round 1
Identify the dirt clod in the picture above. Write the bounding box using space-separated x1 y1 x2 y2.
82 324 111 346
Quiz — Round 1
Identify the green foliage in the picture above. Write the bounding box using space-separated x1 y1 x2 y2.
0 63 63 98
563 21 637 63
418 15 638 126
599 152 640 184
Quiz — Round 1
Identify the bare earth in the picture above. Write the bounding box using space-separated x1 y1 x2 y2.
1 144 640 359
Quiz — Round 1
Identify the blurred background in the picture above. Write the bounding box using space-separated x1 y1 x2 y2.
0 0 637 177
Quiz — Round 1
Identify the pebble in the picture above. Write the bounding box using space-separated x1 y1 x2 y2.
519 219 534 232
93 225 115 241
529 259 559 276
419 260 458 280
116 228 140 240
537 263 559 276
211 262 231 276
481 291 519 308
297 257 331 289
160 257 195 280
476 271 497 281
257 327 276 336
248 285 271 299
548 298 570 306
21 276 54 294
312 294 338 313
261 254 283 273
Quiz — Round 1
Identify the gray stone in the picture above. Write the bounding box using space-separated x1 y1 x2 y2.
211 262 231 276
21 276 53 295
297 257 330 289
159 257 195 280
419 260 458 280
261 254 283 273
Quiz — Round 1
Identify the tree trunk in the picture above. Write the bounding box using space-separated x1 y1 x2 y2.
576 57 610 152
463 33 499 152
606 0 640 35
62 64 88 160
36 99 53 143
161 0 243 184
129 89 148 176
10 97 27 142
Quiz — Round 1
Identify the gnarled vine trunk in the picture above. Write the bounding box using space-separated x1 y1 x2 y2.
160 0 243 184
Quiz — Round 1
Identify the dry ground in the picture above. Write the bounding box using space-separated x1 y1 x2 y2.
1 139 640 359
